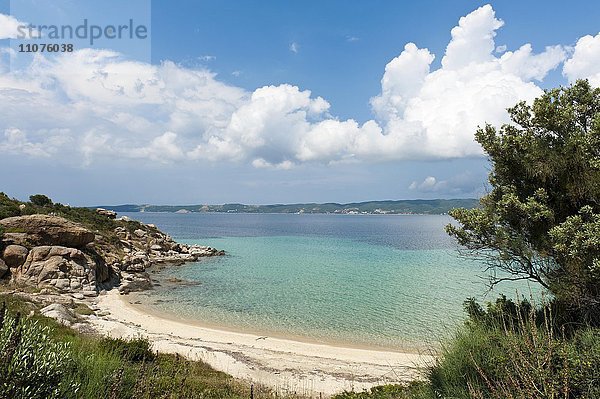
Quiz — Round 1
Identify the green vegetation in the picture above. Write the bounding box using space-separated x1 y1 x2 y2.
0 294 292 399
337 81 600 398
98 199 479 215
446 80 600 317
0 192 151 247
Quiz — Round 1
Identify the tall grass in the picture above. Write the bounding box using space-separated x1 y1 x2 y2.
0 295 296 399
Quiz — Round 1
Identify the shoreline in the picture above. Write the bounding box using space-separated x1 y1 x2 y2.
129 290 431 354
86 290 435 397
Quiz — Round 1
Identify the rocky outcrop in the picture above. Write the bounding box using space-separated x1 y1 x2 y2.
2 244 28 268
0 215 95 248
0 212 224 296
95 208 117 219
17 246 97 294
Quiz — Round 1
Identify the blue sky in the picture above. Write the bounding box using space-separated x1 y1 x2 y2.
1 1 600 205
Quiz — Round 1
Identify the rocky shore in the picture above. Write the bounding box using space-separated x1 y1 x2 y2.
0 209 224 299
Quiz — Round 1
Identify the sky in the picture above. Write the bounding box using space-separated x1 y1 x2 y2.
1 0 600 206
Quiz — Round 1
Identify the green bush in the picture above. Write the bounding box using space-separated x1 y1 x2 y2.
29 194 53 207
99 336 155 362
333 382 432 399
429 298 600 399
0 306 78 399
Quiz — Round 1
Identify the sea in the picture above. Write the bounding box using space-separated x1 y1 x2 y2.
123 212 538 351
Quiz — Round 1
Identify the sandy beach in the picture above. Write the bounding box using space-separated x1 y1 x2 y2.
85 290 435 397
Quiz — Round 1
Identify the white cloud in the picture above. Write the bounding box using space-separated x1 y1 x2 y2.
563 33 600 86
0 14 25 39
346 36 359 43
289 42 299 54
0 6 580 168
409 176 442 192
409 172 483 195
199 55 216 62
369 4 566 159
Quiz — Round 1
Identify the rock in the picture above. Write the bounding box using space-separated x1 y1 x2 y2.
118 274 152 294
1 233 31 247
72 293 84 300
118 216 131 222
0 259 8 279
95 208 117 219
16 246 96 293
2 245 29 268
150 244 162 251
40 303 77 326
0 215 95 248
133 229 147 238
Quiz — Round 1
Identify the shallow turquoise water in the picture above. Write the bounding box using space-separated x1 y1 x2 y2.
126 213 538 350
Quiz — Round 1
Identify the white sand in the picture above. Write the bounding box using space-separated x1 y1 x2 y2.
85 290 435 397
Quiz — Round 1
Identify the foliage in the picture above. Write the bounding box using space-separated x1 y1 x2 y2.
0 294 297 399
446 80 600 315
29 194 53 207
0 303 77 399
99 336 155 362
332 382 432 399
429 298 600 399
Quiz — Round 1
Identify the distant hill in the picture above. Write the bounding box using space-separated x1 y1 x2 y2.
96 199 479 215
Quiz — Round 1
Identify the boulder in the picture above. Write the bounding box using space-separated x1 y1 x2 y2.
95 208 117 219
0 259 8 279
40 303 77 326
2 245 28 268
133 229 147 238
16 246 96 293
0 215 95 248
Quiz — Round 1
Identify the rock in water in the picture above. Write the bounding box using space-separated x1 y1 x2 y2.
2 244 29 268
0 215 95 248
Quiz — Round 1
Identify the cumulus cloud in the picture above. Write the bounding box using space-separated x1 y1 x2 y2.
563 33 600 86
409 172 483 195
289 42 299 53
0 14 29 39
0 6 579 169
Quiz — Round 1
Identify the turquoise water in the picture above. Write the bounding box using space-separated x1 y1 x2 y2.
126 213 537 350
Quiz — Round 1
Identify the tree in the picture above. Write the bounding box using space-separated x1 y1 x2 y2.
29 194 53 207
446 80 600 316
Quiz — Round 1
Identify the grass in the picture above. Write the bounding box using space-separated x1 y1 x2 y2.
0 293 298 399
333 296 600 399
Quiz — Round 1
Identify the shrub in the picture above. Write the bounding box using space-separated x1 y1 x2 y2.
0 305 78 399
29 194 53 207
430 298 600 399
99 336 155 362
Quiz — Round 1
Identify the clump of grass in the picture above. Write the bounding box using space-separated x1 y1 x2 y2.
333 382 433 399
73 302 94 316
429 297 600 399
99 336 155 362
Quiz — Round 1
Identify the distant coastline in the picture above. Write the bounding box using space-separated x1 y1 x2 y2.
95 198 479 215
